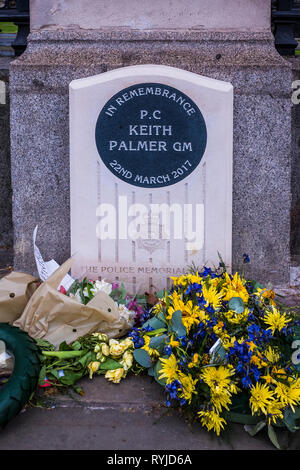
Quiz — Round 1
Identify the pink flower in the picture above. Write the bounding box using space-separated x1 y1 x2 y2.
59 285 67 295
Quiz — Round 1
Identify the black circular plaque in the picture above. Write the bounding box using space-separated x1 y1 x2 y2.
95 83 207 188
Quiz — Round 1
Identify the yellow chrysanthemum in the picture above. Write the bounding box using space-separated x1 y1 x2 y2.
152 302 163 314
158 354 179 384
266 400 285 425
177 371 198 404
171 273 202 287
211 390 232 413
221 335 237 351
202 284 223 310
200 365 235 393
198 410 226 436
213 321 225 337
275 379 300 412
221 272 249 304
167 295 201 332
249 382 274 415
263 346 280 364
142 335 160 358
263 308 292 335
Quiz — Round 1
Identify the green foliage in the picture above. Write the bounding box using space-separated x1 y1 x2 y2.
170 310 186 337
228 297 245 314
268 425 281 450
133 349 152 368
149 334 168 354
99 358 123 371
0 22 18 34
154 359 167 386
142 316 166 330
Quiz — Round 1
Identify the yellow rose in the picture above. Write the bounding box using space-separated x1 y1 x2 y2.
105 368 124 384
92 333 108 343
121 338 134 350
121 351 133 370
96 352 106 362
110 343 126 358
101 343 110 356
87 361 100 379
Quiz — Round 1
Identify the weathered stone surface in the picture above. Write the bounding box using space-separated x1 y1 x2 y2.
9 31 293 285
30 0 271 33
0 57 13 267
289 57 300 266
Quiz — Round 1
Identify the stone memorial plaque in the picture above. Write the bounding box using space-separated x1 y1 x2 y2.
70 65 233 292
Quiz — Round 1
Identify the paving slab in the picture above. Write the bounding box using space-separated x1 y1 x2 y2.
0 375 299 450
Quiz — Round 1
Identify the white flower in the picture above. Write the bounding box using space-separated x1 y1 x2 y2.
118 304 136 328
90 280 112 296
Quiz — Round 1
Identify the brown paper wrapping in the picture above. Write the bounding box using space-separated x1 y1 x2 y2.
0 272 39 324
13 259 121 348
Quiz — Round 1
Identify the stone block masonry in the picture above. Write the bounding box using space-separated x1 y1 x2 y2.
9 29 292 286
0 57 13 267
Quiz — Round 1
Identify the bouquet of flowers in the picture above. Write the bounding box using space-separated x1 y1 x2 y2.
130 260 300 448
37 333 135 394
65 277 146 328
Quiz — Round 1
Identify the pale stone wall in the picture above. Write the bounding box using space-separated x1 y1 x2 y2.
30 0 271 32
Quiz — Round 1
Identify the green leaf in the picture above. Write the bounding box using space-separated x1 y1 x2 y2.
228 297 245 314
253 282 264 291
147 365 155 377
38 365 47 386
48 369 59 380
142 316 166 330
223 410 261 425
145 328 167 337
149 334 168 351
99 358 123 370
244 421 266 437
78 351 94 367
268 425 281 450
133 349 152 368
35 338 55 351
59 370 83 386
170 310 187 337
284 407 300 433
58 341 72 351
71 340 82 351
156 290 165 299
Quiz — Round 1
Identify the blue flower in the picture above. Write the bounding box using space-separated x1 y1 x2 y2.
243 253 250 264
163 346 172 356
241 375 252 389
